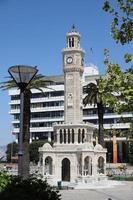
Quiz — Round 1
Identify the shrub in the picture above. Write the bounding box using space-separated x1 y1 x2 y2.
118 164 127 171
0 171 11 192
129 141 133 165
0 176 61 200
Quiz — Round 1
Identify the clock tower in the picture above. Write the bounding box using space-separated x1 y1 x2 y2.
39 27 107 185
62 25 85 124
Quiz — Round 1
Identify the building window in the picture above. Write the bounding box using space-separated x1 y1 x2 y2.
60 129 63 143
98 156 104 174
72 129 74 143
69 38 71 47
45 156 53 175
82 129 85 143
72 37 74 47
84 156 92 176
78 129 81 143
68 129 70 143
64 129 66 143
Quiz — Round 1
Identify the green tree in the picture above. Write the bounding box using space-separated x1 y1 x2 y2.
103 0 133 106
83 78 115 147
103 0 133 108
29 140 48 164
0 176 61 200
102 0 133 130
129 141 133 164
0 171 11 192
103 0 133 45
6 142 18 163
120 68 133 113
103 52 133 130
6 140 51 164
0 73 54 179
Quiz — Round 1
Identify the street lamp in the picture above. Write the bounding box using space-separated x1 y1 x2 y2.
8 65 38 92
8 65 38 178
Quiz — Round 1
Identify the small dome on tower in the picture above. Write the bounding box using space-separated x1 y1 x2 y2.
42 143 52 150
94 144 103 151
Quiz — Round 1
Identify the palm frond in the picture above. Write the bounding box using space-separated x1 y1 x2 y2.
83 82 99 106
0 74 55 92
0 79 17 90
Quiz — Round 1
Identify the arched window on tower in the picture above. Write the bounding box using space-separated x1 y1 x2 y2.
98 156 104 174
69 38 71 47
72 129 74 143
78 129 81 143
60 129 63 144
72 37 74 47
77 39 80 47
68 129 70 143
82 129 85 143
84 156 92 176
64 129 66 143
45 156 53 175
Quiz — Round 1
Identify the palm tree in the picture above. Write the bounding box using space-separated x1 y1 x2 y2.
83 78 107 147
0 74 54 179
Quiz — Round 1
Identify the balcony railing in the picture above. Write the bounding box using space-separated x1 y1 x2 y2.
31 106 64 112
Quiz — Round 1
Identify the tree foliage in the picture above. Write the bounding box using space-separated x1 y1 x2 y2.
0 74 54 91
6 142 18 163
83 78 116 147
29 140 48 164
103 50 133 131
103 0 133 132
6 140 48 164
103 0 133 45
0 176 61 200
0 171 11 192
129 141 133 164
103 49 133 112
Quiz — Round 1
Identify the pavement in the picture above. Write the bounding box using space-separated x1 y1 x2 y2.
60 181 133 200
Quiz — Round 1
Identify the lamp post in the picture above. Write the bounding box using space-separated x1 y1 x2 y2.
8 65 38 178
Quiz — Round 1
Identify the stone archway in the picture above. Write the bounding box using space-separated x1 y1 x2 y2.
62 158 70 181
84 156 92 176
45 156 53 175
98 156 104 174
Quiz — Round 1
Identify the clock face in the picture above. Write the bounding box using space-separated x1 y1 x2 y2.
66 56 73 64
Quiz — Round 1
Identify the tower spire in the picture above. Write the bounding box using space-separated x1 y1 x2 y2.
71 24 76 32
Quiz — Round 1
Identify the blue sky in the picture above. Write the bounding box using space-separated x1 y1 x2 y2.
0 0 132 146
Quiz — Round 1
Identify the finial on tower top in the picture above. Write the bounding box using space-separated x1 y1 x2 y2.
71 24 76 32
66 25 80 39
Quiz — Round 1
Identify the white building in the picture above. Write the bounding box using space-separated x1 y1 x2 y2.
9 28 132 164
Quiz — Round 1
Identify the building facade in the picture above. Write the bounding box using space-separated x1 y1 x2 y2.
9 29 132 164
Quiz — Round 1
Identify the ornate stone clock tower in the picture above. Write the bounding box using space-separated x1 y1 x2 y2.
39 27 107 185
62 26 85 124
